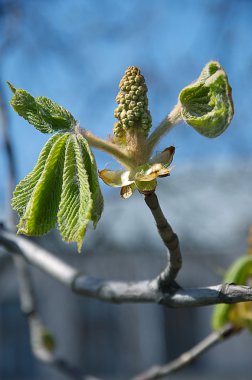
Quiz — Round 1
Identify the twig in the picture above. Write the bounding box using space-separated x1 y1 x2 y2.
131 324 239 380
144 192 182 287
1 229 252 308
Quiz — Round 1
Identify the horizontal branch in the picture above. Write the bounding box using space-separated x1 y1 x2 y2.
1 228 252 308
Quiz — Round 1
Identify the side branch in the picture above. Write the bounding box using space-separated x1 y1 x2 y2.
144 192 182 286
1 229 252 307
27 313 99 380
131 324 239 380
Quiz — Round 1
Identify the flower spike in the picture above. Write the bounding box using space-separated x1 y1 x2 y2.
113 66 152 146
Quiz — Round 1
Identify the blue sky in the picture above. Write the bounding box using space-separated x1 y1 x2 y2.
1 0 252 213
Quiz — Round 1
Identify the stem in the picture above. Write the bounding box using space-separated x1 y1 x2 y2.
125 128 149 165
131 324 239 380
80 129 134 169
144 192 182 287
146 104 182 156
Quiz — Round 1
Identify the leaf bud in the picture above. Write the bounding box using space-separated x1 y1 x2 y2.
179 61 234 138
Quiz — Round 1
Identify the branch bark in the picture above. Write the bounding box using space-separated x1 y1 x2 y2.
1 228 252 308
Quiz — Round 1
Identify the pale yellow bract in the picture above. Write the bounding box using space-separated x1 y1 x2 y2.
99 146 175 199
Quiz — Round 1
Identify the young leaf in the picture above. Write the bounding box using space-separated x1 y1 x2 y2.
12 133 62 217
212 256 252 331
12 132 103 250
77 133 104 227
8 82 76 133
16 133 69 235
179 61 234 138
57 134 93 252
9 81 104 250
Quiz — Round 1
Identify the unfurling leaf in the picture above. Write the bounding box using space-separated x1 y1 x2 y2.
12 133 62 218
8 82 76 133
12 132 103 252
14 133 69 235
212 256 252 331
77 134 104 227
57 134 93 251
179 61 234 138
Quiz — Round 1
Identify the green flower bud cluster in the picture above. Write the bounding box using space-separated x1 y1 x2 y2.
113 66 152 143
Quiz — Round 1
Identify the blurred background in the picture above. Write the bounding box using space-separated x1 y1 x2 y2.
0 0 252 379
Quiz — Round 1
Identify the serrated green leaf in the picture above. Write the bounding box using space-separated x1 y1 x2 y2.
12 131 103 250
57 134 93 252
179 61 234 138
36 96 76 131
17 133 69 235
9 82 104 250
212 256 252 331
8 83 76 133
77 133 103 227
12 133 62 217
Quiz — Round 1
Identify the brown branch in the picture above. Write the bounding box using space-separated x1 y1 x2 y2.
131 324 239 380
144 192 182 287
1 229 252 308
